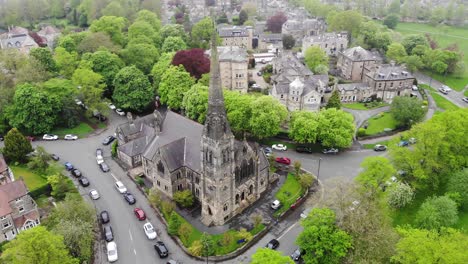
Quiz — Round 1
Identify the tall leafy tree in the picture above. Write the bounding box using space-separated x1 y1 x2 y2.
282 34 295 50
40 78 80 128
2 128 33 163
251 248 294 264
249 96 288 139
447 169 468 209
356 156 396 196
30 47 57 72
415 196 458 229
54 47 79 78
72 68 106 114
172 48 210 79
135 10 161 32
327 10 364 37
160 24 188 43
89 16 127 45
151 52 175 89
383 13 399 29
387 182 415 209
401 34 429 54
289 111 320 144
121 43 160 74
159 65 195 110
128 20 160 46
84 50 125 93
113 66 154 112
76 32 121 54
390 97 425 128
162 36 187 53
224 90 255 135
191 17 215 49
386 42 407 63
182 84 208 123
304 46 329 72
326 90 341 109
238 9 248 25
318 108 355 148
266 12 287 33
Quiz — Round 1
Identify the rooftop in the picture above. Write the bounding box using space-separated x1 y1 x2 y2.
0 180 28 216
341 46 383 62
367 64 414 81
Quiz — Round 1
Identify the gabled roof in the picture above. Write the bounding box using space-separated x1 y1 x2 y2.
0 180 28 216
13 210 39 228
37 26 60 36
337 82 370 91
341 46 383 62
207 46 248 63
366 64 414 81
217 25 250 37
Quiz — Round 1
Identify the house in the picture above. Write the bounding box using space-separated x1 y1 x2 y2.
362 63 415 102
207 46 248 93
217 25 253 49
281 18 327 45
0 180 41 242
0 33 39 54
337 46 383 81
117 32 270 226
257 33 283 51
302 32 348 56
37 26 61 48
0 154 14 185
336 83 373 103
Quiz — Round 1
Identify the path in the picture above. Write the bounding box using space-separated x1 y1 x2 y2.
414 72 467 108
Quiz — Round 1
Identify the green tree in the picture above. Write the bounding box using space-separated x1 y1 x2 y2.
182 83 208 123
189 240 203 256
77 32 121 54
72 68 106 115
27 146 51 174
390 96 425 128
2 128 33 163
150 52 175 89
282 34 295 49
401 34 429 54
162 36 187 53
30 47 57 72
392 228 468 263
47 174 78 201
121 43 160 74
40 78 80 128
128 21 159 46
224 91 255 135
200 232 215 256
298 173 315 189
387 182 415 209
327 10 364 37
383 13 399 29
314 64 329 74
148 187 162 208
85 50 125 92
297 208 353 264
387 0 401 14
159 65 195 110
326 90 341 109
304 46 329 72
113 66 154 112
168 212 182 235
318 108 355 148
238 9 248 25
54 47 79 78
135 10 161 32
191 17 216 49
0 226 78 264
289 111 320 144
447 169 468 209
173 190 194 207
251 248 295 264
249 96 288 139
404 55 423 72
415 196 458 229
160 24 187 44
178 222 192 244
89 16 127 45
101 1 125 17
386 42 407 63
356 156 396 195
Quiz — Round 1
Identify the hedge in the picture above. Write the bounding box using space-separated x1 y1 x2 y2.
29 184 52 199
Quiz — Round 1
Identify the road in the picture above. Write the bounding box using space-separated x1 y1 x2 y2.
414 72 467 108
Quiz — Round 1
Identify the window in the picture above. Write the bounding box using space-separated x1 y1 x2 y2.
195 177 200 184
280 94 284 99
157 180 160 186
390 82 394 87
18 206 24 213
235 194 239 204
223 204 228 211
164 186 168 191
0 216 6 220
195 188 200 197
3 221 11 229
157 161 165 174
176 172 181 179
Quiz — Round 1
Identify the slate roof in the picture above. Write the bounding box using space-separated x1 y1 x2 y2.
0 181 28 216
217 25 250 37
216 46 248 62
366 64 414 81
259 33 282 43
341 46 383 62
117 114 157 138
303 32 347 43
119 136 153 157
13 210 39 228
0 34 34 49
337 83 370 91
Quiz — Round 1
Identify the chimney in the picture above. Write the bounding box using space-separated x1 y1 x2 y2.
126 112 133 124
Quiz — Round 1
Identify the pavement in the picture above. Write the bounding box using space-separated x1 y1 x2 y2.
343 106 390 129
414 71 467 108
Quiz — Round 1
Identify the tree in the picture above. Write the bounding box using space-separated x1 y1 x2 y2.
289 111 319 143
113 66 154 112
72 68 106 115
251 214 263 228
128 21 159 46
224 91 255 135
89 16 127 45
0 226 78 264
151 52 175 89
383 13 399 29
392 228 468 263
161 200 175 215
159 65 195 110
266 12 288 33
200 232 215 256
447 169 468 209
388 182 415 209
314 64 329 74
178 222 192 244
182 84 208 123
282 34 295 50
191 17 216 49
7 84 60 135
326 90 341 109
317 108 355 148
148 187 162 208
327 10 364 37
297 208 353 264
356 156 396 195
304 46 329 72
236 228 253 242
404 55 423 72
40 78 80 128
387 0 401 14
168 212 182 235
27 146 51 174
173 190 194 207
85 50 125 92
162 36 187 53
401 34 429 54
30 47 57 72
294 161 302 176
160 24 187 44
386 42 407 64
54 47 78 78
249 96 288 139
251 248 295 264
221 232 234 246
390 96 425 128
416 196 458 229
47 174 78 201
298 173 314 189
76 32 121 54
135 10 161 32
2 128 33 163
358 21 392 51
238 9 248 25
172 48 210 79
189 240 203 256
121 43 160 74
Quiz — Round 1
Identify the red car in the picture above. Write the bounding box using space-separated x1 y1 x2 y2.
134 208 146 221
275 157 291 165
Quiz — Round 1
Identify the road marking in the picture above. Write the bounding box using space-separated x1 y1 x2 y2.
129 229 133 241
111 173 118 181
277 221 298 240
133 249 137 255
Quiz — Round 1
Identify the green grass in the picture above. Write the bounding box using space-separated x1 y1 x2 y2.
10 165 47 191
363 140 390 149
393 22 468 91
363 112 398 136
430 93 459 111
343 102 388 110
274 173 304 217
51 122 93 137
464 89 468 97
259 139 297 150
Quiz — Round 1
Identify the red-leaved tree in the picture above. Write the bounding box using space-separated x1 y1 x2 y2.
172 48 210 79
266 12 287 33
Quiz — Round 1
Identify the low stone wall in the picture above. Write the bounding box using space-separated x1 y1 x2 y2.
357 128 404 141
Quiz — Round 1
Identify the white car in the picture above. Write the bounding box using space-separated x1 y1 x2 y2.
300 208 312 219
106 241 118 262
89 189 100 200
74 99 83 106
108 102 116 110
272 144 287 151
463 97 468 103
96 155 104 165
143 222 157 240
114 181 127 194
251 83 261 89
438 86 452 94
43 134 58 141
64 134 78 140
115 109 125 116
271 200 281 210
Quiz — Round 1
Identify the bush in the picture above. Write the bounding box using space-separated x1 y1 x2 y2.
111 141 118 157
357 128 367 137
415 196 458 229
173 190 194 208
161 200 175 215
168 212 182 235
29 184 51 199
135 176 144 186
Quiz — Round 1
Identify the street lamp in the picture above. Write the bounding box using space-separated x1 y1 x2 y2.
317 158 322 181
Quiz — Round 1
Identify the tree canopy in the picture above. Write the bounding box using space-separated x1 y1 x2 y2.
172 48 210 80
158 65 195 110
317 108 355 148
2 128 33 163
182 83 209 123
89 16 127 45
390 96 425 128
415 196 458 229
191 17 216 49
251 248 294 264
112 66 154 112
289 111 320 144
304 46 329 72
266 12 288 33
249 96 288 139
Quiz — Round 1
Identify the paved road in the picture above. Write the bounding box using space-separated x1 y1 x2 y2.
414 72 467 108
343 106 390 129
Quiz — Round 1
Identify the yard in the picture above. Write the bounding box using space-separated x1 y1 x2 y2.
10 165 47 191
362 112 398 136
343 102 388 110
274 173 305 217
51 122 94 137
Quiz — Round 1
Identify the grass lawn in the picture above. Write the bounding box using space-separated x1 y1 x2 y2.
363 112 398 136
51 122 94 137
343 102 388 110
393 22 468 91
362 140 390 149
464 90 468 97
10 165 47 191
430 92 459 111
274 173 304 217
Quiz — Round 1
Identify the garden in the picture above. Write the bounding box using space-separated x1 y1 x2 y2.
273 173 305 217
360 112 397 136
342 101 388 110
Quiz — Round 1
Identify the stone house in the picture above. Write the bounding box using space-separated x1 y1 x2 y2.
281 18 327 45
207 46 248 93
336 83 373 103
37 26 61 48
0 33 39 54
302 32 348 56
362 64 415 102
257 33 283 51
217 25 253 50
337 46 383 81
0 180 40 242
0 154 14 185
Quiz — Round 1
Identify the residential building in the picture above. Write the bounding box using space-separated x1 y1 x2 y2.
0 154 14 185
281 18 327 45
0 33 39 54
217 25 253 49
0 180 40 242
37 26 61 48
336 83 373 102
337 46 383 81
257 33 282 51
302 32 348 56
207 46 248 93
362 64 415 102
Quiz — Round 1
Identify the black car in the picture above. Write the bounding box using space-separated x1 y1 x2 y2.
102 135 116 145
79 177 90 187
51 154 60 161
296 146 313 153
103 225 114 242
100 210 110 224
123 193 136 205
266 239 280 250
154 241 169 258
99 162 110 172
71 169 82 177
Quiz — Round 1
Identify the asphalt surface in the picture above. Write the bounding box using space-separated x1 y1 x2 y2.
414 72 467 108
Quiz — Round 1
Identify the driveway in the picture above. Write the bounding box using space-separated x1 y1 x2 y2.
343 106 390 129
414 71 467 108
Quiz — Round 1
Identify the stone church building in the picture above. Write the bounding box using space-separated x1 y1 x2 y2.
116 32 270 226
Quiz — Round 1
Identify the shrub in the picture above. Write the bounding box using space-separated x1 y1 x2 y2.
178 223 192 245
29 184 52 199
222 232 234 247
135 176 144 186
236 228 253 242
357 128 366 137
173 190 194 208
161 200 175 216
189 240 203 256
415 196 458 229
111 141 118 157
168 212 182 235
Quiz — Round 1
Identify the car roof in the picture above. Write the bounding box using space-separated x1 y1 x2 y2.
107 241 116 249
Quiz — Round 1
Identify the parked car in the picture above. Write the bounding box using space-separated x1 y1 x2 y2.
143 222 157 240
89 189 100 200
265 239 280 249
322 148 338 154
296 146 313 153
51 154 60 161
275 157 291 165
106 241 118 262
374 144 387 151
438 86 451 94
251 83 260 89
257 71 262 76
96 148 103 157
134 208 146 221
103 225 114 242
64 134 78 140
263 147 273 154
398 140 409 147
115 108 125 116
102 135 116 145
462 97 468 103
409 137 417 144
43 134 58 140
272 144 287 151
108 102 116 110
271 200 281 210
166 260 178 264
100 210 110 224
93 110 107 122
124 192 136 204
71 169 82 177
64 162 74 171
79 177 90 187
300 208 312 219
154 241 169 258
99 162 110 172
290 248 303 261
115 181 127 194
